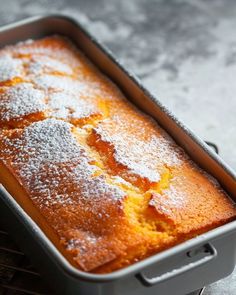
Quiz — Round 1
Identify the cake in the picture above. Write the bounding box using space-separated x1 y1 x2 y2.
0 35 235 273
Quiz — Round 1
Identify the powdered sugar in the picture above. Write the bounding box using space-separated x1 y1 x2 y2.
48 91 98 120
73 168 124 201
94 118 183 184
111 175 132 186
0 83 46 121
8 36 83 68
66 232 99 251
0 119 124 208
33 74 88 94
0 54 23 82
0 36 112 127
150 183 185 209
28 55 73 76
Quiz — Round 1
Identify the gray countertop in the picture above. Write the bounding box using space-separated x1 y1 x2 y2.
0 0 235 294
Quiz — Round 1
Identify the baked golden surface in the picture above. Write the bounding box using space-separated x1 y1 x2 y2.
0 36 235 273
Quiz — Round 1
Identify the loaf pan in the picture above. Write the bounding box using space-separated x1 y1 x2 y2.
0 14 236 295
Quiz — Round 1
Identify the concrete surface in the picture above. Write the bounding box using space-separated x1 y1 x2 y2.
0 0 235 294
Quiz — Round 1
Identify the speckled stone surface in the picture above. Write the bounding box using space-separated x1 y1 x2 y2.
0 0 235 294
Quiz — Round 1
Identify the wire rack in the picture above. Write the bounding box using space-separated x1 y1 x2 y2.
0 227 51 295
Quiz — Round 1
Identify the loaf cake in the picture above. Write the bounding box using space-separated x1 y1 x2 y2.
0 36 235 274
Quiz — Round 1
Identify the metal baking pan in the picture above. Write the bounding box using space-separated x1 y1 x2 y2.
0 14 236 295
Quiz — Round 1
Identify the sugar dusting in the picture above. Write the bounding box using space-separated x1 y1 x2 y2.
0 83 46 121
28 55 74 76
33 74 88 94
0 54 23 82
149 183 185 209
94 117 183 183
7 36 83 68
1 119 125 208
0 35 108 125
33 74 107 99
48 91 99 120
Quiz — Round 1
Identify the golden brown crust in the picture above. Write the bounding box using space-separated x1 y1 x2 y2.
0 35 235 273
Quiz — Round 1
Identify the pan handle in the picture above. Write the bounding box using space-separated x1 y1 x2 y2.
136 243 217 287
